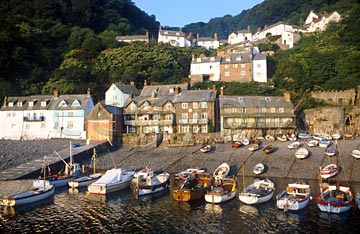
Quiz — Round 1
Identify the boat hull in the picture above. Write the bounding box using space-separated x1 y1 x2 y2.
239 190 274 205
205 190 237 204
88 177 132 195
68 174 102 188
276 190 310 211
173 188 207 202
1 185 55 207
316 185 354 214
137 173 170 196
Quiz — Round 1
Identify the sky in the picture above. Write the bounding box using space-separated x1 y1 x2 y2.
132 0 263 27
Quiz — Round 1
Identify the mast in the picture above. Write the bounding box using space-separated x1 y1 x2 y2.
319 166 323 199
70 141 73 164
242 163 245 189
92 148 97 175
43 156 47 190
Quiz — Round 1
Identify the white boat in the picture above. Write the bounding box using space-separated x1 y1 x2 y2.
276 181 311 211
68 148 102 188
288 141 300 149
316 183 354 214
307 140 318 147
319 139 331 148
325 147 337 156
205 176 237 204
298 133 313 139
277 134 288 142
240 138 250 146
320 164 338 179
295 147 309 159
0 157 55 207
287 133 297 141
238 178 275 205
248 143 259 152
265 135 276 142
136 169 170 196
213 162 230 181
351 149 360 159
332 133 341 140
253 163 265 175
174 168 207 180
200 145 212 153
87 168 135 195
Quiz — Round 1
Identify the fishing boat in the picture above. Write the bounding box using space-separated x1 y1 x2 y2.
174 168 207 180
0 157 55 207
295 147 309 159
287 141 300 149
276 134 288 142
313 133 322 141
238 178 275 205
88 168 135 195
307 140 318 147
320 164 338 179
325 146 337 156
200 145 212 153
351 149 360 159
265 134 276 142
316 183 354 214
298 133 313 139
262 145 275 154
213 162 230 181
173 172 213 202
248 143 259 152
276 181 311 211
253 163 265 175
332 133 341 140
240 138 250 146
204 176 237 204
68 149 102 188
287 133 297 141
319 139 331 148
344 133 353 140
136 168 170 196
232 141 242 148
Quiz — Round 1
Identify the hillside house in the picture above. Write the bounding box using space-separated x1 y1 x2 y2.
0 90 94 140
105 82 140 107
228 26 253 45
190 55 222 84
252 22 298 42
115 32 149 43
304 10 341 32
252 53 267 83
220 53 252 83
158 27 191 47
196 33 220 50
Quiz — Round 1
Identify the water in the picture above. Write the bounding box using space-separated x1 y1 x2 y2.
1 177 359 233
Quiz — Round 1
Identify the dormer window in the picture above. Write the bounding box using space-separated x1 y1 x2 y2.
29 102 34 107
17 101 23 107
169 88 174 94
59 100 68 107
196 58 201 62
164 31 168 35
210 57 215 61
176 32 180 35
72 99 81 107
9 102 14 107
226 58 231 62
236 57 242 61
41 101 47 107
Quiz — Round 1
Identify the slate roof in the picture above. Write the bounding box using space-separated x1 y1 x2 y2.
220 95 294 108
173 90 217 103
159 30 185 37
114 83 140 96
140 83 189 97
253 53 267 60
115 35 148 41
221 53 251 64
191 56 222 64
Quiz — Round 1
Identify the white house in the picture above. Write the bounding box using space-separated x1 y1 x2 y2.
115 32 149 43
228 27 253 45
105 82 140 107
0 90 94 140
190 55 222 83
305 10 341 32
158 27 191 47
196 33 220 50
252 53 267 83
252 22 296 42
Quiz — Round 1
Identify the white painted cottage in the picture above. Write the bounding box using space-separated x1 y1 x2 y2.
105 82 140 107
158 27 191 47
252 53 267 83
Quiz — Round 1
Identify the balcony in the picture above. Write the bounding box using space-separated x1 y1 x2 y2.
23 116 45 122
179 118 208 125
124 119 173 126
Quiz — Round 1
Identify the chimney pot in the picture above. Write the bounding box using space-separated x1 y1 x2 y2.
220 87 224 96
54 89 59 98
87 88 91 96
3 96 7 107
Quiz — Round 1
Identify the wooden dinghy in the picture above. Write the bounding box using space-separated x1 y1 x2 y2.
276 181 311 211
213 162 230 181
295 147 309 159
351 149 360 159
253 163 265 175
307 140 318 147
205 176 237 204
248 143 259 152
239 178 275 205
173 172 212 202
262 145 275 154
288 141 300 149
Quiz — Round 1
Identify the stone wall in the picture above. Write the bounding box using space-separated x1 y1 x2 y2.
310 89 356 105
304 107 345 134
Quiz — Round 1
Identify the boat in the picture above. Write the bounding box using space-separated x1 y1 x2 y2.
232 141 242 148
204 176 237 204
173 172 213 202
319 139 331 148
316 183 354 214
313 133 323 141
276 181 311 211
253 163 265 175
325 146 337 156
357 193 360 210
238 178 275 205
88 168 135 195
287 141 300 149
0 157 55 207
320 164 338 179
344 133 353 140
68 148 102 188
277 134 288 142
262 145 275 154
265 134 276 142
248 143 259 152
174 168 207 180
307 140 318 147
332 133 341 140
287 133 297 141
136 168 170 196
240 138 250 146
351 149 360 159
200 145 212 153
295 147 309 159
213 162 230 181
298 133 313 139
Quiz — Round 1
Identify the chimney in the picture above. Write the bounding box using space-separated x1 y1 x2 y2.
214 33 218 41
87 88 91 96
192 54 195 60
130 81 135 86
284 91 291 101
220 87 224 96
212 84 216 92
54 89 59 98
3 96 7 107
175 86 179 95
144 80 147 87
247 25 251 33
179 27 182 32
159 25 162 31
197 33 199 41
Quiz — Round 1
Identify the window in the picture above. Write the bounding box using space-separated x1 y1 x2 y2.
181 113 188 119
261 108 267 113
270 108 275 113
29 102 34 107
241 64 246 68
193 113 198 120
181 126 189 133
225 71 230 76
279 107 284 113
41 123 45 128
7 113 11 117
193 102 198 109
257 64 261 68
67 121 74 129
201 113 208 119
112 95 117 100
17 102 22 107
69 112 74 117
192 126 198 133
72 100 81 106
233 64 238 68
338 98 343 104
166 103 172 109
242 108 246 113
182 103 188 109
201 102 207 108
201 125 208 133
129 126 136 133
225 64 229 69
165 114 172 121
231 108 236 113
241 71 246 76
41 101 47 107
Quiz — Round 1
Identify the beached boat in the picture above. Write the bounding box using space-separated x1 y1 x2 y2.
68 149 102 188
287 141 300 149
277 134 288 142
344 133 353 140
319 139 331 148
316 183 354 214
276 181 311 211
232 141 242 148
174 168 207 180
325 146 337 156
265 135 276 142
320 164 338 179
262 145 275 154
200 145 212 153
248 143 259 152
0 157 55 207
287 133 297 141
238 178 275 205
205 176 237 204
240 138 250 146
136 168 170 196
213 162 230 181
313 133 322 141
253 163 265 175
88 168 135 195
173 172 213 202
295 147 309 159
298 133 313 139
351 149 360 159
307 140 319 147
332 133 341 140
